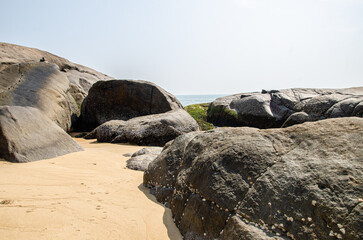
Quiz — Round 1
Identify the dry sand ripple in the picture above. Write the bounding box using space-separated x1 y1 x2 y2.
0 138 182 240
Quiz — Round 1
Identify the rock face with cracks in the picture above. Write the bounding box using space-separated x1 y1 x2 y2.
144 117 363 240
85 109 199 146
207 87 363 128
0 106 83 163
78 79 184 131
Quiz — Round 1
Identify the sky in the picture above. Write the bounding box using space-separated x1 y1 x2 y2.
1 0 362 95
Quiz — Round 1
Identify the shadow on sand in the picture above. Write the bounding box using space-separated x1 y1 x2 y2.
138 184 182 240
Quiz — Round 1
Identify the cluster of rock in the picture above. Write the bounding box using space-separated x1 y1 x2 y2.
0 43 112 162
2 43 362 240
144 117 363 239
207 88 363 128
0 43 199 162
80 80 199 146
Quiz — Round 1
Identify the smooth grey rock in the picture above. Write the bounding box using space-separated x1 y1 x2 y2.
0 43 111 162
0 106 83 163
78 79 184 131
208 88 363 128
126 147 162 171
0 42 112 97
131 147 163 157
85 109 199 146
0 42 113 130
0 62 75 131
144 117 363 240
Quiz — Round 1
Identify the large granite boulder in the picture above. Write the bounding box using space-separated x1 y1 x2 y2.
0 42 111 162
144 117 363 239
0 62 77 131
78 79 183 131
0 42 112 105
85 109 200 146
207 88 363 128
0 42 113 131
0 106 83 163
126 147 163 171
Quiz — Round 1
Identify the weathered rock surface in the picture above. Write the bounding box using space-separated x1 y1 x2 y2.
126 147 163 171
0 42 111 162
85 109 199 146
207 88 363 128
0 106 83 163
0 42 113 131
0 42 112 102
78 79 184 131
144 117 363 240
0 62 77 131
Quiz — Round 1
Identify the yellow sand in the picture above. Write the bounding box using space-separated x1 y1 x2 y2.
0 138 182 240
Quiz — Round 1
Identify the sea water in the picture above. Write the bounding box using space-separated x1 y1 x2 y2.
175 94 228 107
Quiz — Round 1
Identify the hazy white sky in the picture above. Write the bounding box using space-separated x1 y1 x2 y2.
1 0 362 94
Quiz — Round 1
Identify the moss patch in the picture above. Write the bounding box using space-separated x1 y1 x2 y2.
185 103 215 131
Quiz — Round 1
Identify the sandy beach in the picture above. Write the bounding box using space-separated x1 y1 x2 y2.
0 138 182 240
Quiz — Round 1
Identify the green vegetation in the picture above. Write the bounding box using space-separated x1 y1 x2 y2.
185 103 215 131
70 95 82 117
223 107 238 119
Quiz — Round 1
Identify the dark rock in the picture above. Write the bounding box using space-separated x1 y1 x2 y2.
207 88 363 128
85 109 199 146
126 147 162 171
144 117 363 239
78 79 184 131
0 106 83 163
282 112 316 128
